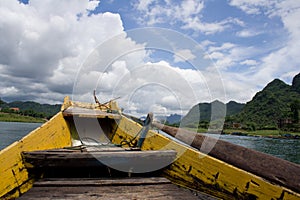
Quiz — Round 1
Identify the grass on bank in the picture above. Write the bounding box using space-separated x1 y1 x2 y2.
0 112 46 123
186 127 300 136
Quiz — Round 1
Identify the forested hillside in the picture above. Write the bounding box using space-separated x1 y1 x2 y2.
232 73 300 131
181 72 300 132
0 100 61 119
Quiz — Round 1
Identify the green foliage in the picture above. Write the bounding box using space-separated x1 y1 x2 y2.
231 73 300 131
0 98 61 122
181 100 244 130
0 112 45 123
7 101 61 119
290 100 300 123
292 73 300 93
180 72 300 133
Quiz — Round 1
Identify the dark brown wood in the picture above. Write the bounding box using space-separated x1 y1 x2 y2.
33 177 171 187
19 178 217 200
22 149 177 173
152 122 300 193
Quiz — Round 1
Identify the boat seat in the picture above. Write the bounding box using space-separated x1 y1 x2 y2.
22 148 177 174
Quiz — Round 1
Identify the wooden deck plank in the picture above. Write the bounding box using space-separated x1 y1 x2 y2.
19 178 218 200
33 177 171 186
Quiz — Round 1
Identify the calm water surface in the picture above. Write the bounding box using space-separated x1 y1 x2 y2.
205 133 300 164
0 122 299 164
0 121 42 150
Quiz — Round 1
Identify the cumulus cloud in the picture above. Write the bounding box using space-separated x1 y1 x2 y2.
2 0 298 119
236 29 262 37
133 0 243 35
0 0 124 103
230 0 300 84
0 0 226 117
228 0 276 15
201 0 299 96
240 59 258 66
173 49 196 63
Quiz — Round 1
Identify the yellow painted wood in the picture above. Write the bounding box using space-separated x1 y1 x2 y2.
2 96 299 199
112 116 300 200
0 112 72 199
61 96 72 111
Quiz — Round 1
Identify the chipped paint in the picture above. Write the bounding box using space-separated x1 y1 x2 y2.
0 112 72 199
112 116 300 200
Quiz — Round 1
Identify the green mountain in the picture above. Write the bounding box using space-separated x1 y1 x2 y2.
181 72 300 131
292 72 300 93
226 101 246 116
166 114 182 125
181 100 245 128
234 74 300 130
0 99 61 119
8 101 61 118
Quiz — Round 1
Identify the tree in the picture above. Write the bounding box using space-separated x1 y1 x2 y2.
291 100 300 123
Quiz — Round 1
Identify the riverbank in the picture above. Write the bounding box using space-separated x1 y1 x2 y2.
194 127 300 138
0 112 46 123
223 129 300 139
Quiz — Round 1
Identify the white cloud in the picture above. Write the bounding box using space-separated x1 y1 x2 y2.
236 29 262 37
173 49 196 63
134 0 156 11
238 0 300 84
0 0 125 103
205 52 224 60
208 43 236 53
2 0 299 118
240 59 258 66
200 40 215 50
228 0 276 15
0 87 19 96
134 0 243 35
73 55 225 116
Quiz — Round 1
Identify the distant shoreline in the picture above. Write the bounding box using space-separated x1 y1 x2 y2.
0 112 46 123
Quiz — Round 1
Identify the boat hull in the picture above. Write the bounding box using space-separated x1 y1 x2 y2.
0 112 72 199
110 116 300 199
1 97 300 199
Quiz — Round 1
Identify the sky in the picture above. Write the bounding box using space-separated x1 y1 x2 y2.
0 0 300 117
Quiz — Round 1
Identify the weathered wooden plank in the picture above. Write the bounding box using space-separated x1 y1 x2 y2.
22 150 177 171
19 178 217 200
33 177 171 186
63 107 121 119
85 146 126 152
152 122 300 194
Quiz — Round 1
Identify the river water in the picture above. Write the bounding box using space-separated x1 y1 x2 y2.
0 122 299 164
206 133 300 164
0 121 42 150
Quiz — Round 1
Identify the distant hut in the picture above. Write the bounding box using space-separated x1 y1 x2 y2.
9 107 20 112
